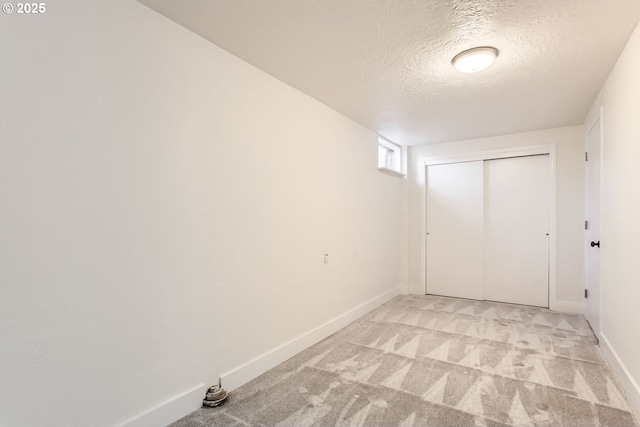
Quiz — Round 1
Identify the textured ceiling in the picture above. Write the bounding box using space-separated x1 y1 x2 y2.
138 0 640 145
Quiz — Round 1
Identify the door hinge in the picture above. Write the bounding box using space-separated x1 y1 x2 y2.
585 152 588 161
585 289 588 299
585 220 589 230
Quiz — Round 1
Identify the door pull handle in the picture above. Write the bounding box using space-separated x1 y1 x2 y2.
590 241 600 248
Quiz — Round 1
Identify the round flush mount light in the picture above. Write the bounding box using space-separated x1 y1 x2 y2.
452 46 499 73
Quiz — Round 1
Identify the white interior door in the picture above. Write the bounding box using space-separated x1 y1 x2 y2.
483 155 550 307
586 118 601 337
426 161 484 300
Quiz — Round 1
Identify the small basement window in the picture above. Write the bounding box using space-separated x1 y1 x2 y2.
378 137 403 176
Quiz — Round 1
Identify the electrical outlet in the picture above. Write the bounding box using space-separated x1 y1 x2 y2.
324 254 328 264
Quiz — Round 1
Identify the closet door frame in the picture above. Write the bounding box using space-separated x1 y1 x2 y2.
420 144 559 310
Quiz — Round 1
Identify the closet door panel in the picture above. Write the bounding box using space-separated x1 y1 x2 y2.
426 161 484 300
483 155 550 307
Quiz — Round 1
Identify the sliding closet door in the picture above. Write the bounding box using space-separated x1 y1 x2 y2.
426 161 484 300
483 155 550 307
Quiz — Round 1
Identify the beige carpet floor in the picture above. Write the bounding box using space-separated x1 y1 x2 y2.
171 295 638 427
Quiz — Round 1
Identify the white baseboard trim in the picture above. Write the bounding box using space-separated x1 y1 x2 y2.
220 286 402 391
600 333 640 420
550 299 584 314
117 383 206 427
399 285 409 295
408 284 424 295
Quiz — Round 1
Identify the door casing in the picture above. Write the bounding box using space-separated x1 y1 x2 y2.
585 111 603 339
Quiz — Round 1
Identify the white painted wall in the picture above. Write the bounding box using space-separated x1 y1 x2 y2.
407 126 585 312
583 22 640 416
0 1 404 426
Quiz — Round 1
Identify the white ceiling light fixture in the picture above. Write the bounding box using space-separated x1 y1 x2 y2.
452 46 499 73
